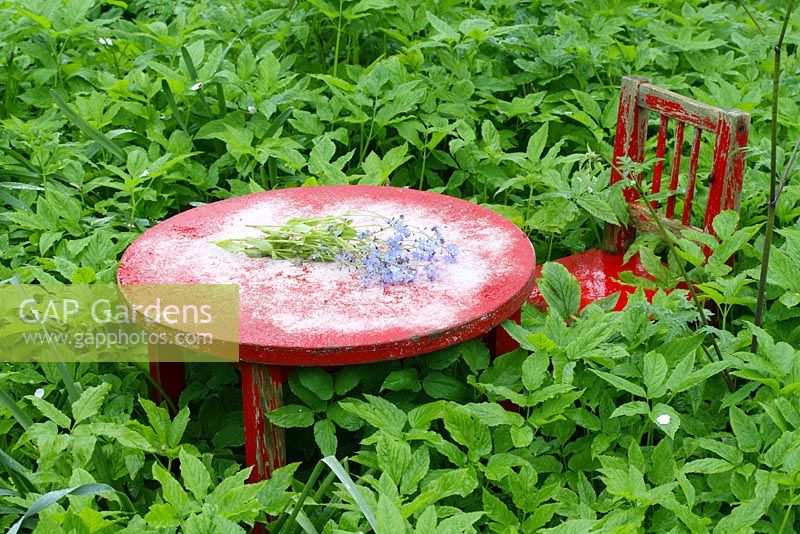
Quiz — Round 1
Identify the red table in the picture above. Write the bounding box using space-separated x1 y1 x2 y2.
117 185 535 481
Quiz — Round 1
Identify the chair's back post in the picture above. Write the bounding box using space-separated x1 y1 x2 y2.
704 110 750 233
603 75 650 253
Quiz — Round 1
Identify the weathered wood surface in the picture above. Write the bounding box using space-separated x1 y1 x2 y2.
241 363 286 482
548 75 750 314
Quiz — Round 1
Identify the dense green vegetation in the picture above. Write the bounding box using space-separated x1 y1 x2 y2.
1 0 800 531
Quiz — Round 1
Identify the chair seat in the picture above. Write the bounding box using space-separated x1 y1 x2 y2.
527 249 652 312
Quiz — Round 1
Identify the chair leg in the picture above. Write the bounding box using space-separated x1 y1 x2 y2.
147 343 185 414
485 309 522 358
241 363 287 483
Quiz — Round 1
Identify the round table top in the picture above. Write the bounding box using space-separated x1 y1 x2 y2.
117 186 536 365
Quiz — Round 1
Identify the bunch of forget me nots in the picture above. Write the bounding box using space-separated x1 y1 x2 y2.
215 212 458 286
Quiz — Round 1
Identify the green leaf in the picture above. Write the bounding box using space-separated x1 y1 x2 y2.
381 368 421 392
729 406 761 453
643 352 668 399
482 488 518 528
152 463 189 516
314 419 337 456
266 405 315 428
377 492 408 534
575 195 617 224
71 383 112 425
426 12 459 41
297 368 334 401
168 407 190 448
422 371 471 402
26 395 71 429
436 512 484 534
664 350 695 394
526 122 549 161
711 210 739 239
340 394 406 435
650 403 681 439
611 401 651 418
522 352 549 391
460 339 490 374
178 448 211 501
589 369 646 398
443 407 492 459
377 434 411 485
537 262 581 320
682 458 733 474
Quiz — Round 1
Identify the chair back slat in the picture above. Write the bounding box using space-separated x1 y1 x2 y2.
651 115 669 208
682 127 703 225
641 87 720 132
605 75 750 254
665 120 685 219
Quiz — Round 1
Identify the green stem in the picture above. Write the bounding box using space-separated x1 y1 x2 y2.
333 0 344 77
418 133 429 190
751 0 796 353
737 0 766 35
276 460 325 534
779 476 797 533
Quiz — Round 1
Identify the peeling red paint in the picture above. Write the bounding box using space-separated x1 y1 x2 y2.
118 185 536 483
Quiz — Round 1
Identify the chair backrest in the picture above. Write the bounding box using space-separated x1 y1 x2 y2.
603 75 751 254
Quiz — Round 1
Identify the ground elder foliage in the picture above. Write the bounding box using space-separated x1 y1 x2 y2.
1 0 800 531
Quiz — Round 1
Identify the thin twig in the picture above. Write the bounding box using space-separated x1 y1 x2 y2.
773 135 800 206
737 0 766 35
751 0 796 353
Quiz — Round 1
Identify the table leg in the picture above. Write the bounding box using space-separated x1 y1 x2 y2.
241 363 287 483
485 308 522 358
147 343 185 413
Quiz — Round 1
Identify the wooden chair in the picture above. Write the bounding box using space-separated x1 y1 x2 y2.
528 75 751 311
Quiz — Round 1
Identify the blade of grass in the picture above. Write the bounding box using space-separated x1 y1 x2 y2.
50 90 125 161
276 460 325 534
215 82 227 118
320 456 377 532
0 388 32 430
8 483 116 534
181 46 199 81
161 79 188 134
265 107 293 138
57 363 80 405
181 46 213 117
4 50 19 118
0 147 38 173
213 24 250 75
0 445 36 494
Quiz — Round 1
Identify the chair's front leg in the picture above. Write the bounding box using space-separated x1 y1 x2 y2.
241 363 287 483
484 308 521 358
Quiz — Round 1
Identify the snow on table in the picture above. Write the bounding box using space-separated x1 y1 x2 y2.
117 186 536 365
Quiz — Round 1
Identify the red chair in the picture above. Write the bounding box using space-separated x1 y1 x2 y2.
528 76 750 312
